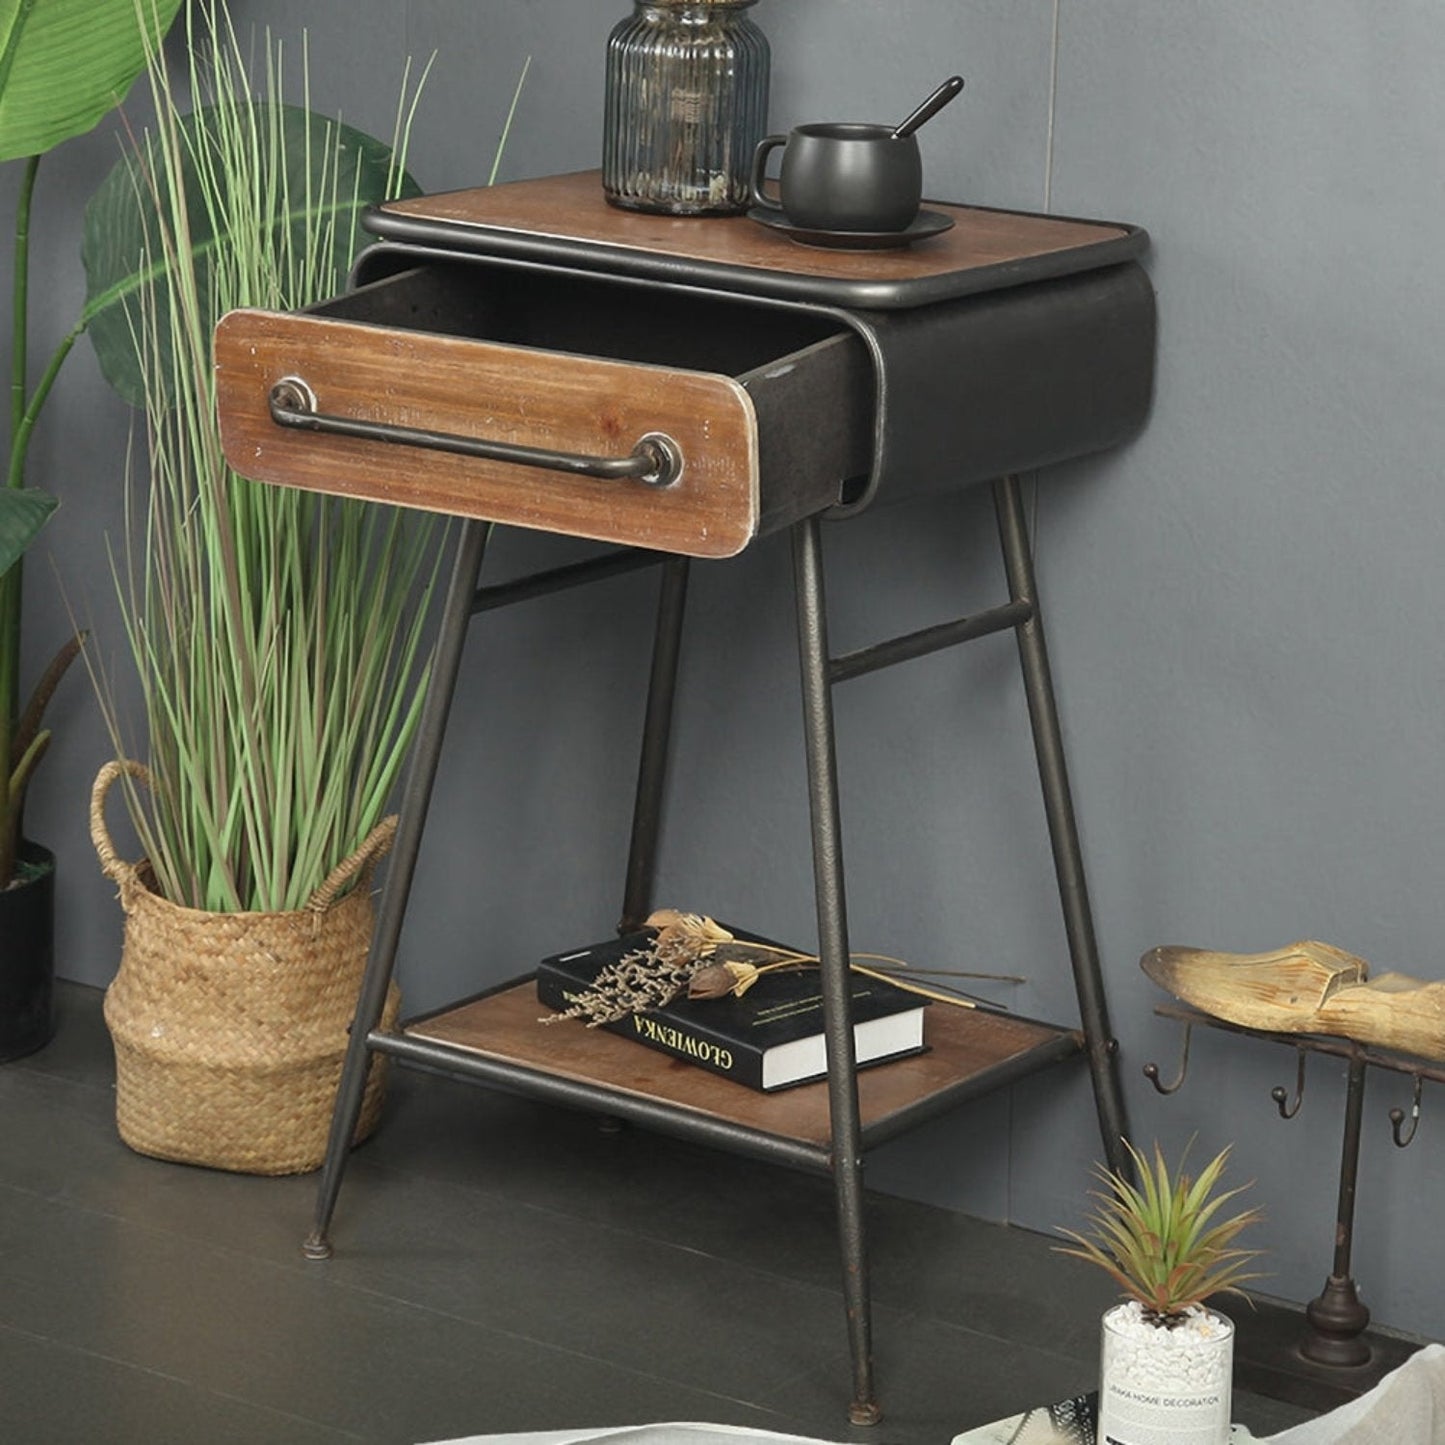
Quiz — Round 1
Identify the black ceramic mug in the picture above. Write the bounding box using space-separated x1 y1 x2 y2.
750 122 923 233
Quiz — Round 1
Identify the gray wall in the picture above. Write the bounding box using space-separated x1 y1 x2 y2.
8 0 1445 1341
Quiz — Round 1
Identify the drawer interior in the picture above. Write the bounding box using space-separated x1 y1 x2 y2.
317 258 859 382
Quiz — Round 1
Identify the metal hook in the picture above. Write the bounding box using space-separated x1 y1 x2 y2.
1271 1047 1308 1119
1389 1074 1425 1149
1143 1023 1192 1095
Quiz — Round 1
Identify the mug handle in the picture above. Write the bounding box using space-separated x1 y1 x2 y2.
750 134 788 213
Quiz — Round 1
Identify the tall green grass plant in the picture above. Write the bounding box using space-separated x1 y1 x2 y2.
83 1 519 913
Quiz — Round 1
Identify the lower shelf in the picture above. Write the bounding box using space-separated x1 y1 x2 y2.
396 979 1083 1166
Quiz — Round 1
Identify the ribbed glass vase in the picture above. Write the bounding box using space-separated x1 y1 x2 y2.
602 1 770 215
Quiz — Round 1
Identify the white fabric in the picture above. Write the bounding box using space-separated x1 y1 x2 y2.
421 1349 1445 1445
422 1427 854 1445
1256 1343 1445 1444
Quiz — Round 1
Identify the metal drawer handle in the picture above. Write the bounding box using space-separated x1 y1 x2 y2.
267 378 684 488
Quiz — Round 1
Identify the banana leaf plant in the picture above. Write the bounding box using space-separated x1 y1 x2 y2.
1 0 184 888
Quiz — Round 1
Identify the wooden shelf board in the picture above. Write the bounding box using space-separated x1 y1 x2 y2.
369 171 1148 309
381 171 1129 287
402 981 1081 1152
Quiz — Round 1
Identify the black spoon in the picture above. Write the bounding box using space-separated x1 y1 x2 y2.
892 75 965 140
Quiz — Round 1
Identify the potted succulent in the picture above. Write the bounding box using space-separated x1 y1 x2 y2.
1056 1139 1264 1445
0 0 184 1059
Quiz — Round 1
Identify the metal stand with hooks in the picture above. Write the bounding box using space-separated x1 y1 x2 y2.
1142 1003 1435 1403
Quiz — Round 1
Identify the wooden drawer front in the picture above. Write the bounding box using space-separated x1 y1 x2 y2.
214 310 760 558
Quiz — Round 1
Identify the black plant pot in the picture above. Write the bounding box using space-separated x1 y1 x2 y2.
0 840 56 1062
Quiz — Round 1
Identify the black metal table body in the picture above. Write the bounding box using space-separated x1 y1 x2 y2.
216 182 1157 1425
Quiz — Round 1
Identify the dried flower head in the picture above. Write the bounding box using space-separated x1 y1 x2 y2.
645 910 734 962
687 960 759 999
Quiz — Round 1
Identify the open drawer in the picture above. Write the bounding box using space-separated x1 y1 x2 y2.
214 258 873 559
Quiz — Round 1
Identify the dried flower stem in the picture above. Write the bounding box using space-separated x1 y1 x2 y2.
541 911 1026 1027
708 941 1020 1009
539 909 735 1026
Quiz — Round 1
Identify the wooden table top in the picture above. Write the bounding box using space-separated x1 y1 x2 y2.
369 170 1146 310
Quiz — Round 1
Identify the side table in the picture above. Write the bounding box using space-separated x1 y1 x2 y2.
214 170 1157 1424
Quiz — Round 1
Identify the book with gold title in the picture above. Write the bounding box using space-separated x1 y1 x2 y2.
535 926 927 1092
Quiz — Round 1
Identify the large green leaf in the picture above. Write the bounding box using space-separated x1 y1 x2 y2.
82 102 422 407
0 0 182 162
0 485 56 578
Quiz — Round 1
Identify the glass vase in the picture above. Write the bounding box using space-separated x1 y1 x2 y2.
602 1 770 216
1098 1301 1234 1445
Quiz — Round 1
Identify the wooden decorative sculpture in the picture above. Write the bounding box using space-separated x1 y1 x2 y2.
1141 940 1445 1064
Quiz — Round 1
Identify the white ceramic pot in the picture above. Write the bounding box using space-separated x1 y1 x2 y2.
1097 1300 1233 1445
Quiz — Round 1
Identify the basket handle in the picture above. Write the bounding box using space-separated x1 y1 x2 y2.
306 815 398 915
89 759 152 908
91 760 396 916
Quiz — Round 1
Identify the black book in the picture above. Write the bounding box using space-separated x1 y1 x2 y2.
535 926 927 1092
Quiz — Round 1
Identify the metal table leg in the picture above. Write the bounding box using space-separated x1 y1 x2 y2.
792 514 880 1427
620 555 691 933
305 518 491 1260
993 475 1131 1178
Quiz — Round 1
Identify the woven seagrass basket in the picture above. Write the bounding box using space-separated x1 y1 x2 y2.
90 760 399 1176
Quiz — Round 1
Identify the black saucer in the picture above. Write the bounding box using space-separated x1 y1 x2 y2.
746 207 955 250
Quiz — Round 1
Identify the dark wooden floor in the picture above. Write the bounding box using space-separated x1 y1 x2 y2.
0 983 1324 1445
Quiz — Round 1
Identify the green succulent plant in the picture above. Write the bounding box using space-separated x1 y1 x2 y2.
1056 1138 1265 1327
